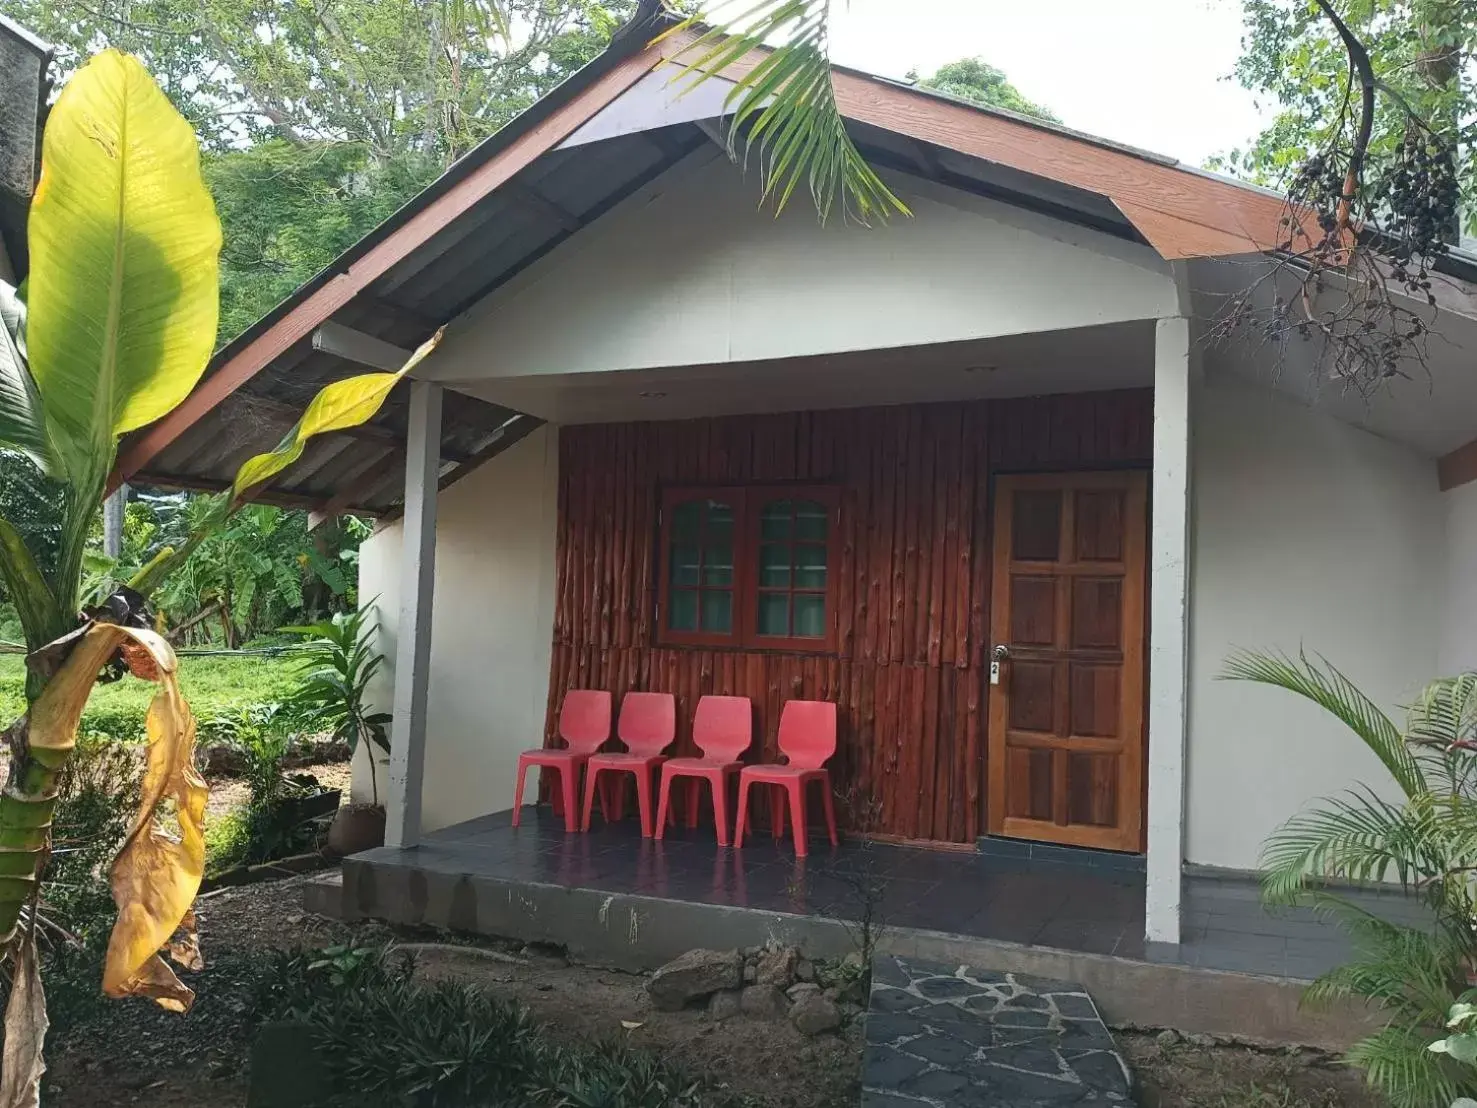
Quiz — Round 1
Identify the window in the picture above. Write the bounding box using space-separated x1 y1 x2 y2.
659 486 838 651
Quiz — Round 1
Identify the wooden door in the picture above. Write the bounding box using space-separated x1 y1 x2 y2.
987 472 1148 852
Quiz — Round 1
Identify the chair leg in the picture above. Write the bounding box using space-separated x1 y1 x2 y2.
787 781 808 858
711 773 731 849
734 777 752 849
819 774 839 847
655 772 674 842
555 764 577 833
512 758 528 828
580 766 601 832
773 787 786 840
635 769 656 838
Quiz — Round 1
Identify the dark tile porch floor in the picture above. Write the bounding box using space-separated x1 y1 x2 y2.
403 807 1431 982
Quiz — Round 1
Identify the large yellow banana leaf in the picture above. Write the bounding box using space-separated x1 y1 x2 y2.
231 328 443 500
25 49 221 484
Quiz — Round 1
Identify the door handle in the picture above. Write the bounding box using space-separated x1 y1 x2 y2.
990 644 1009 686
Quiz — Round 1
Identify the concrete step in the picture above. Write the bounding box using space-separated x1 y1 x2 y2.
301 872 344 918
862 956 1131 1106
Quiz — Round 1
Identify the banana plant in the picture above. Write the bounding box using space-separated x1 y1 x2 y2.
0 49 442 1105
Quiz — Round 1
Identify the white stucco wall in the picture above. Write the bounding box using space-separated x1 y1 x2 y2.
1186 373 1444 870
355 424 559 834
427 151 1178 388
1441 480 1477 674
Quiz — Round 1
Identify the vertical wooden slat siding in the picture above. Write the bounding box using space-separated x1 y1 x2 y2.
547 391 1152 843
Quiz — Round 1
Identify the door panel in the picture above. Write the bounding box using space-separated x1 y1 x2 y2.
987 472 1148 852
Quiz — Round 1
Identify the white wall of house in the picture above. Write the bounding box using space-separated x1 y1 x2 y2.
356 424 560 833
1441 480 1477 673
427 151 1179 391
1185 373 1444 870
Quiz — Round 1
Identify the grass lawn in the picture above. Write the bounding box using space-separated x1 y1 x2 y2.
0 651 302 740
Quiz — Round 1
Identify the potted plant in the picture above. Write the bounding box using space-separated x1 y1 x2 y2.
282 606 392 856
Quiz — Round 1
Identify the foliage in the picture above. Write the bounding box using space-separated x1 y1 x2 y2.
9 0 634 343
147 499 358 648
1226 653 1477 1108
661 0 906 223
912 57 1058 122
235 728 327 867
0 653 299 741
1432 997 1477 1066
45 735 143 943
1220 0 1475 235
282 606 391 805
250 943 755 1107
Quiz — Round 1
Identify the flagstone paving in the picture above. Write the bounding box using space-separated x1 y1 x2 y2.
861 955 1133 1107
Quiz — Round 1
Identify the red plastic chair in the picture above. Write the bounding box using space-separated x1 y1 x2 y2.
655 695 753 847
735 700 839 858
512 690 611 833
581 692 676 838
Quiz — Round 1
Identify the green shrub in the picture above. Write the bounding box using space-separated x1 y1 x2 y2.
251 944 755 1107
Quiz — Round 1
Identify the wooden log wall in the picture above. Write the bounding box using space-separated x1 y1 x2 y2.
545 390 1153 843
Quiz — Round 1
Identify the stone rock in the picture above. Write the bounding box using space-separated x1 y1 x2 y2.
842 951 865 971
787 982 822 1002
646 949 743 1010
823 985 841 1002
740 984 789 1019
707 989 742 1022
790 993 843 1036
743 963 758 984
1155 1029 1179 1050
1185 1032 1218 1048
755 946 799 988
795 958 816 983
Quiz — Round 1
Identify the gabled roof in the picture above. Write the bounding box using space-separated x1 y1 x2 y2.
111 1 1320 514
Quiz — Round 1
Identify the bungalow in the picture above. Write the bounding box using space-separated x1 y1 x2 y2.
116 1 1477 958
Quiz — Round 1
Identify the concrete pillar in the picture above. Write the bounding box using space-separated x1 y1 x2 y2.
1145 313 1193 948
103 485 128 560
385 380 442 849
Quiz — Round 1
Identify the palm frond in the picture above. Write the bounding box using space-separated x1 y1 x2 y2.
1260 787 1451 901
1345 1023 1475 1108
1301 895 1466 1019
1223 649 1426 798
659 0 907 223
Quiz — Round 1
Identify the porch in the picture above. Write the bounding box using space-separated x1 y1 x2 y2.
326 805 1414 1047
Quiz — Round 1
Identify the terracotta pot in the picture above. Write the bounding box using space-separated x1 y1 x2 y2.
326 804 386 857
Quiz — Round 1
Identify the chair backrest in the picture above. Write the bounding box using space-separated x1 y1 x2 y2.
777 700 837 769
559 690 612 756
693 695 753 762
618 692 676 758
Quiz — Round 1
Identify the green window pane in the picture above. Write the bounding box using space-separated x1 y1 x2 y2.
795 500 828 541
760 500 792 540
794 594 826 638
671 500 702 542
795 544 827 589
703 542 733 586
759 543 792 587
671 543 701 587
706 500 735 538
668 589 698 631
756 592 790 636
701 590 733 633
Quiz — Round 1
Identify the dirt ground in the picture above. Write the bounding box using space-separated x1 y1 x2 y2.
42 875 1389 1108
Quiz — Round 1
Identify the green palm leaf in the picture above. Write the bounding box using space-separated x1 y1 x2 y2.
1223 649 1427 798
660 0 907 223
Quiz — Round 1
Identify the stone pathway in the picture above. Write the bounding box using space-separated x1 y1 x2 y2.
861 956 1133 1106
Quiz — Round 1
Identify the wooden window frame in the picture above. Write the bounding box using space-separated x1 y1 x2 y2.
657 484 840 653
